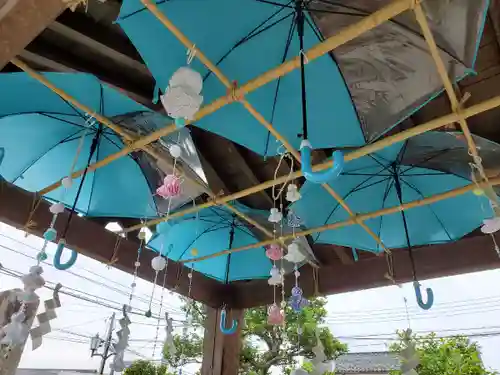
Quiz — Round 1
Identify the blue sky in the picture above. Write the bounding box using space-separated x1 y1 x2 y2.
1 222 499 373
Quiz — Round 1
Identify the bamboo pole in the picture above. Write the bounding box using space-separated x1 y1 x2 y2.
9 58 277 249
179 177 500 264
140 0 387 251
39 0 414 196
413 3 499 207
124 93 500 233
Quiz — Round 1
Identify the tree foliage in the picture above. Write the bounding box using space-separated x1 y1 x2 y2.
389 332 496 375
160 297 347 375
124 360 175 375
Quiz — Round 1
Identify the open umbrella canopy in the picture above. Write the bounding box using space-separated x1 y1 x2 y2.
0 72 173 218
148 205 278 282
117 0 487 155
290 131 495 253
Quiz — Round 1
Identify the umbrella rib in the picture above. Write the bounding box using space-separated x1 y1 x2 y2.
314 0 468 68
176 222 227 262
254 0 365 16
314 174 391 243
10 129 86 184
399 148 455 175
303 9 367 144
100 132 161 217
39 113 86 129
376 178 395 251
264 12 296 156
204 10 294 83
399 178 454 242
86 129 101 215
136 0 390 252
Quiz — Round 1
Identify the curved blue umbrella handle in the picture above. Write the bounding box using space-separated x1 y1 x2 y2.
219 309 238 335
53 239 78 270
413 281 434 310
300 140 344 184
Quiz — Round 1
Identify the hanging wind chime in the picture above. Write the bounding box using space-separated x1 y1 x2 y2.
159 46 203 128
110 305 131 373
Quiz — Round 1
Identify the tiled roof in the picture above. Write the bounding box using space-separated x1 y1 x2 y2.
336 352 400 374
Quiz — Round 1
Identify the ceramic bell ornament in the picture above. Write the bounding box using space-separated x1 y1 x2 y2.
268 266 283 286
265 244 283 261
286 183 301 203
268 208 283 223
284 240 306 263
267 303 284 325
157 174 182 199
20 265 45 303
0 311 29 346
160 66 203 128
287 210 302 228
289 285 309 312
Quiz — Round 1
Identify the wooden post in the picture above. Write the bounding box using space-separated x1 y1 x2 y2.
0 289 39 375
201 307 244 375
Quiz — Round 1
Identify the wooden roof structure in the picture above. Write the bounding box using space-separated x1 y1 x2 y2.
1 0 500 311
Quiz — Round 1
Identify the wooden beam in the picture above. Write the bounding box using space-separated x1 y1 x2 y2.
230 235 500 308
201 307 244 375
0 181 225 308
0 0 66 69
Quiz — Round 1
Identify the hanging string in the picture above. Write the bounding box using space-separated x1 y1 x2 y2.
491 234 500 258
152 261 169 359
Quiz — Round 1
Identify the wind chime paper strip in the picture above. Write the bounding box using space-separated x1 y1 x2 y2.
29 283 61 350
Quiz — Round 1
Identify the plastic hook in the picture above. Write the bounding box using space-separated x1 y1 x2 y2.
53 239 78 270
300 140 344 184
219 308 238 335
413 281 434 310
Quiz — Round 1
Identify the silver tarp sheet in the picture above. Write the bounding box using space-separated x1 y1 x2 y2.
113 112 209 215
309 0 488 142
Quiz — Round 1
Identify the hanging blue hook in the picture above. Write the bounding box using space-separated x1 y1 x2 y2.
413 281 434 310
300 140 344 184
53 239 78 270
219 308 238 335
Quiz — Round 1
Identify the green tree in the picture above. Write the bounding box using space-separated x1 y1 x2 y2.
124 360 175 375
162 297 347 375
389 332 496 375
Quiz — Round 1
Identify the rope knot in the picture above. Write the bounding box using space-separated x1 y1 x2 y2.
226 81 244 103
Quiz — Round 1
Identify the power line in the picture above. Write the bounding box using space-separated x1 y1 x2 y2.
0 232 183 314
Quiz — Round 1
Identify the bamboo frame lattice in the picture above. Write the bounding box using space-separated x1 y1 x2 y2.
11 0 500 263
9 59 284 254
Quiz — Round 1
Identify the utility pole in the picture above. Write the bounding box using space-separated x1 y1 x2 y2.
90 312 116 375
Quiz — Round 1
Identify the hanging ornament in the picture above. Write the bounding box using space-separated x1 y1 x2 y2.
286 183 301 203
308 328 335 375
19 266 45 303
265 244 283 261
164 312 176 357
29 283 62 350
268 208 283 223
399 329 419 375
169 144 182 159
151 255 167 272
285 240 306 263
289 286 309 313
110 305 131 373
160 47 203 128
0 311 29 347
268 266 283 286
267 303 284 325
287 210 302 228
157 174 182 199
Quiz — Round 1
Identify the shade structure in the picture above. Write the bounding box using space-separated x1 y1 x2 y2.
148 205 277 282
0 72 176 218
117 0 487 155
290 131 495 252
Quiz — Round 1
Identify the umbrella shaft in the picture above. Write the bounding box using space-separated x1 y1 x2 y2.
393 170 418 280
296 1 308 140
61 129 101 238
